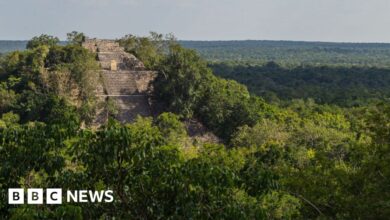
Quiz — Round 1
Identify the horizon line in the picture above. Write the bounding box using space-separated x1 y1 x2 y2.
2 39 390 45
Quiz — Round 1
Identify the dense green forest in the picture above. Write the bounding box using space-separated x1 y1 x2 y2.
182 40 390 67
0 33 389 219
210 62 390 106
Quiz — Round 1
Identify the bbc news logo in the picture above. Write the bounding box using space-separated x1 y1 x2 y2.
8 188 114 204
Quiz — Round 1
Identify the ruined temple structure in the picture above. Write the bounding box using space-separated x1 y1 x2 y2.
82 39 157 125
82 39 220 143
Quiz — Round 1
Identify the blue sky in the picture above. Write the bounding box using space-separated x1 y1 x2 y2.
1 0 390 42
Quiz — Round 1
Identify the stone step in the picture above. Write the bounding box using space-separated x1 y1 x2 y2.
110 96 151 123
102 71 138 95
83 40 125 53
98 53 126 70
91 95 151 126
98 52 127 62
96 42 124 53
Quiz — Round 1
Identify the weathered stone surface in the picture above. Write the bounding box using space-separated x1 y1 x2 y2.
83 39 145 71
83 39 125 53
101 70 138 95
110 96 151 122
84 39 156 126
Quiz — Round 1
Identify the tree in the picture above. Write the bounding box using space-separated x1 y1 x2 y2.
156 112 188 146
26 34 59 49
67 31 87 45
154 45 212 118
118 32 176 69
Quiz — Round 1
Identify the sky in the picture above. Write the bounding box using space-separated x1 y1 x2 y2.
1 0 390 42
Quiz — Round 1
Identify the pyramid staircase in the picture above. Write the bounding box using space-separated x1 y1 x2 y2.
83 39 156 125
